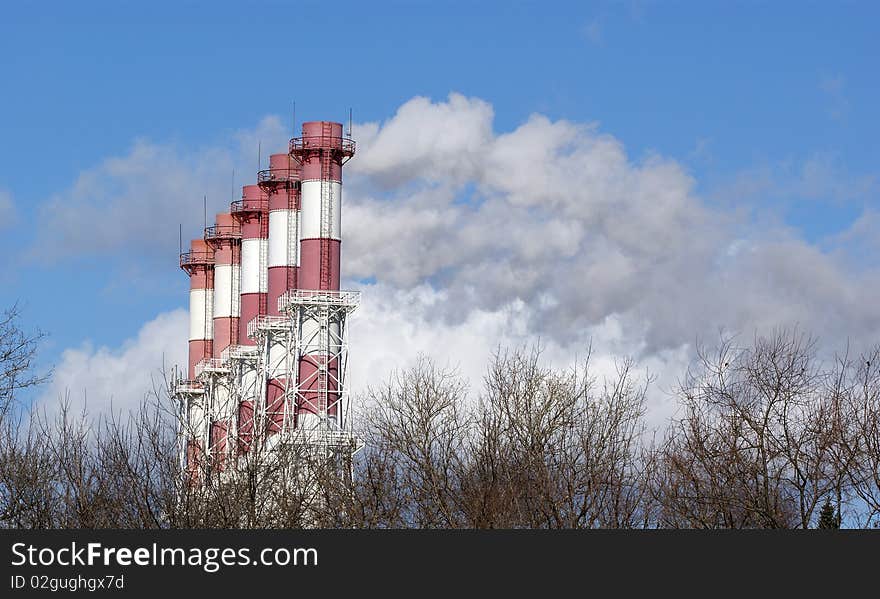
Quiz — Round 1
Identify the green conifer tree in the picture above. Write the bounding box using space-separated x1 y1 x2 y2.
817 498 841 529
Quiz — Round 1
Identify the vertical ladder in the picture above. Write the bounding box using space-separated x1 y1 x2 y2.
287 186 299 292
231 241 241 344
319 308 329 422
258 236 268 316
319 122 333 290
203 263 213 366
258 196 269 315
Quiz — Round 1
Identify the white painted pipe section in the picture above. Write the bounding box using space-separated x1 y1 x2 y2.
301 318 341 355
268 209 300 267
240 366 259 401
188 401 206 437
259 238 268 292
267 338 293 378
212 385 234 419
188 288 214 341
240 238 264 294
300 180 342 240
213 264 241 318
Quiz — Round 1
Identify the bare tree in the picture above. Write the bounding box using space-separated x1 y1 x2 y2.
0 304 53 528
0 412 57 528
334 347 655 529
466 346 654 528
654 329 849 528
354 356 470 528
827 347 880 527
0 304 50 418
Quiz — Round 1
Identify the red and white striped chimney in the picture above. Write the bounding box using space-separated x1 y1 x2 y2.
181 237 214 482
234 184 268 345
181 238 215 380
260 153 302 435
206 212 242 358
205 212 240 470
264 153 302 316
231 185 267 453
291 121 353 429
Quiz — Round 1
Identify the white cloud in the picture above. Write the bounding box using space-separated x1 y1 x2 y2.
351 93 494 187
340 94 880 361
826 209 880 268
710 153 876 212
348 283 687 429
36 309 188 418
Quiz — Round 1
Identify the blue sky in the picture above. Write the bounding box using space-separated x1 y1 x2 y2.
1 1 878 410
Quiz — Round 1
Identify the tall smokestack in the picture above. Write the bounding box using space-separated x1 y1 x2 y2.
233 184 268 345
206 212 241 358
205 212 240 470
259 153 302 435
231 185 267 452
180 237 214 482
262 153 302 315
291 121 354 430
181 238 215 380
